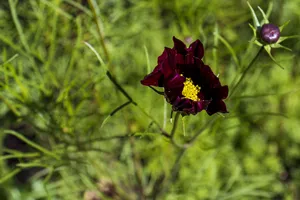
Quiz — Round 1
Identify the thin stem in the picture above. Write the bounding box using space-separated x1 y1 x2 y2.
163 99 168 129
77 135 128 146
170 112 180 138
186 116 218 146
87 0 110 62
135 104 170 138
106 71 134 103
229 46 264 98
130 137 146 200
157 147 186 198
99 56 169 139
4 130 60 160
110 101 132 116
169 112 187 149
149 86 164 95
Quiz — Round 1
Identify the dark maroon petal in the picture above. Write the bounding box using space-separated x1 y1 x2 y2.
206 100 228 115
185 53 195 64
198 90 205 100
196 62 221 88
170 98 211 115
157 47 168 63
164 74 185 89
140 66 164 87
210 85 229 100
163 48 177 78
176 63 200 79
175 53 185 65
164 75 185 103
182 106 196 115
187 39 204 60
172 98 193 113
141 48 176 87
194 100 210 113
172 36 187 55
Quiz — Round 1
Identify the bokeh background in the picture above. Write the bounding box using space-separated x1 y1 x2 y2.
1 0 300 199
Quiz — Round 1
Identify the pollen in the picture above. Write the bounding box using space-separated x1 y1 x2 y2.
182 78 200 101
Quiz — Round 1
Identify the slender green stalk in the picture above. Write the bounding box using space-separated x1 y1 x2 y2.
0 168 21 184
4 130 60 160
8 0 30 52
229 46 264 98
170 149 186 182
86 38 169 137
154 148 186 199
110 101 132 116
0 152 40 161
106 71 134 103
170 112 180 138
88 0 110 62
185 116 218 146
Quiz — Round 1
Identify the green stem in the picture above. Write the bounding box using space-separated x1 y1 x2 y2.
106 71 134 103
186 116 218 146
4 130 60 160
110 101 132 116
88 0 110 62
229 46 264 98
170 112 180 138
106 69 170 138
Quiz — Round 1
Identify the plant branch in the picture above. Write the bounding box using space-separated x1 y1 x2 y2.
170 112 180 138
110 101 132 116
87 0 110 62
229 46 264 98
149 86 164 95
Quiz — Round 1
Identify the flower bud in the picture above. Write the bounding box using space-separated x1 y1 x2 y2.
260 24 280 44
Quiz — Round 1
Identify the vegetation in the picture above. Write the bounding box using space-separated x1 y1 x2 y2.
0 0 300 199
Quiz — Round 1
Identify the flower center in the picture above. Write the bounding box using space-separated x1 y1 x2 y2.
182 77 200 101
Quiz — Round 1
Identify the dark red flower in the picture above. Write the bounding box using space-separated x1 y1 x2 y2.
141 37 228 116
260 23 280 44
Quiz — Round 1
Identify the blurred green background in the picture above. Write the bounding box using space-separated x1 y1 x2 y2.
1 0 300 199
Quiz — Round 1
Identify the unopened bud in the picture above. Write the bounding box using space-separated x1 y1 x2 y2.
260 24 280 44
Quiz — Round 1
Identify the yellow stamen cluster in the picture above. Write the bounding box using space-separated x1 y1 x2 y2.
182 78 200 101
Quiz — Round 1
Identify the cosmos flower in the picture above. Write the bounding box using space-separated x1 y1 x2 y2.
141 37 228 116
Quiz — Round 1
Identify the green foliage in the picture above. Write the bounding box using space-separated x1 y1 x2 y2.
0 0 300 199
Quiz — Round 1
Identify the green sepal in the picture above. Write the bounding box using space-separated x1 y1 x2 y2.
265 1 273 20
248 23 257 37
271 43 292 51
257 6 269 24
247 1 260 28
254 40 263 46
264 45 284 69
279 20 290 32
277 35 300 43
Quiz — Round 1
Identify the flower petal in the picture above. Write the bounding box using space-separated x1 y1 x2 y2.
211 85 229 100
163 48 177 78
140 48 176 86
187 39 204 60
196 62 221 88
206 100 228 115
164 74 185 103
165 74 185 89
194 100 210 113
172 36 187 54
172 98 194 114
140 65 164 86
